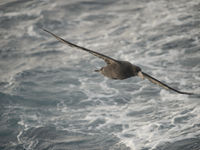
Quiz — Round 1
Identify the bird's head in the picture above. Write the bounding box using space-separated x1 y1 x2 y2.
132 65 144 79
132 65 141 74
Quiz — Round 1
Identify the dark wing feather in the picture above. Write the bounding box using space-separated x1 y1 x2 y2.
141 72 194 95
42 28 118 64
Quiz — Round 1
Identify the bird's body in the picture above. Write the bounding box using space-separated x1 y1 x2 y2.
96 61 140 80
42 28 194 95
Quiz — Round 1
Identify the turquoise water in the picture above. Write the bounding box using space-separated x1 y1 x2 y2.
0 0 200 149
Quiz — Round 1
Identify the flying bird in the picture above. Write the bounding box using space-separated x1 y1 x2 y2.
42 28 193 95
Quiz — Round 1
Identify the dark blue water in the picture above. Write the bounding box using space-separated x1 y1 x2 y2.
0 0 200 149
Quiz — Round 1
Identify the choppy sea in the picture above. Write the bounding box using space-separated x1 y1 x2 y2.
0 0 200 149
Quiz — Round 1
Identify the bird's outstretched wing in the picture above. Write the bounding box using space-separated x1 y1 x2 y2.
42 28 118 64
141 72 194 95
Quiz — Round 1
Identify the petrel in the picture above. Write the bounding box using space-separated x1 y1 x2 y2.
42 29 193 95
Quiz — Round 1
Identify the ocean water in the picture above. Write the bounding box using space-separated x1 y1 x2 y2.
0 0 200 150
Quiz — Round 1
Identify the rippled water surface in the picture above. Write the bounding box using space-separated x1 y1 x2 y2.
0 0 200 150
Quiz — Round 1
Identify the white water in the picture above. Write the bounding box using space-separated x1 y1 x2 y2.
0 0 200 149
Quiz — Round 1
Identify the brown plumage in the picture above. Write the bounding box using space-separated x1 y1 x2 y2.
42 28 194 95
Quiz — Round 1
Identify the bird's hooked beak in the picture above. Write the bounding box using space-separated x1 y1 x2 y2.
137 71 144 79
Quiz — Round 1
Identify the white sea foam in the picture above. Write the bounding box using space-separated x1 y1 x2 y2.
1 0 199 149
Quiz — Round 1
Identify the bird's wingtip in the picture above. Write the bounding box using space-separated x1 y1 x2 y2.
40 27 49 33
